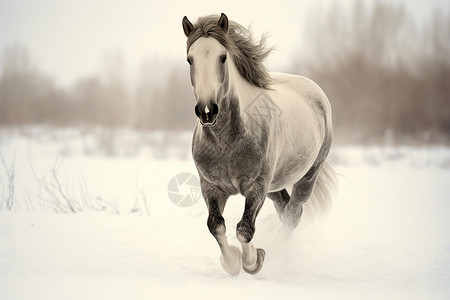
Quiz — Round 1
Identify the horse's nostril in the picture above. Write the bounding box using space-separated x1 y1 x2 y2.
212 104 219 115
194 105 201 117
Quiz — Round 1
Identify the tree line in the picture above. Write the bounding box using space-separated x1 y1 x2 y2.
0 45 196 130
294 1 450 144
0 1 449 144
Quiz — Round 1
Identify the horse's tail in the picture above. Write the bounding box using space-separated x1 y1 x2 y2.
303 160 338 222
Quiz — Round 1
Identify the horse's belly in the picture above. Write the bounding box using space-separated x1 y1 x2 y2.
268 165 308 192
268 147 318 192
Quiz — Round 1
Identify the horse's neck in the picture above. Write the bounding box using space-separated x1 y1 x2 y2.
229 62 262 124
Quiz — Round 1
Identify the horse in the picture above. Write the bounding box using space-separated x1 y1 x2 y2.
182 13 336 275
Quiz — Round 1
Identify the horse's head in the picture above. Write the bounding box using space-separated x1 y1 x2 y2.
182 14 231 127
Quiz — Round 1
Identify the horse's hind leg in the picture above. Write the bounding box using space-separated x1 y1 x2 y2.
283 133 332 229
267 189 290 219
283 164 322 229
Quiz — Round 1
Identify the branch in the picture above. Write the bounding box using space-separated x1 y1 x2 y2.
0 152 15 210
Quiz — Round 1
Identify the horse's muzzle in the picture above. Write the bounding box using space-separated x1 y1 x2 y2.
195 103 219 126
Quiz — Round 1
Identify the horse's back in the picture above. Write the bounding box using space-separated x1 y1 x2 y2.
270 72 332 122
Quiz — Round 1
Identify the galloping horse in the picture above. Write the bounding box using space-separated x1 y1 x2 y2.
182 13 336 275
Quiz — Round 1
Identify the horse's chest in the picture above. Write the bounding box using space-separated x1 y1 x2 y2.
193 140 263 192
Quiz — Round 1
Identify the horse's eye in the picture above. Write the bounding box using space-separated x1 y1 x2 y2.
220 55 227 64
187 58 192 65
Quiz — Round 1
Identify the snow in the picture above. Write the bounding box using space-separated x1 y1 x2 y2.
0 127 449 299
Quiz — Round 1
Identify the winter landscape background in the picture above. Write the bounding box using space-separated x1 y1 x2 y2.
1 0 449 299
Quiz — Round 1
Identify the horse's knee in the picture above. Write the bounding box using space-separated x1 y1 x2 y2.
207 214 225 237
236 220 255 244
292 167 320 201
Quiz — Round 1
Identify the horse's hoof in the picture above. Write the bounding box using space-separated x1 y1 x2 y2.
220 246 242 276
242 248 265 275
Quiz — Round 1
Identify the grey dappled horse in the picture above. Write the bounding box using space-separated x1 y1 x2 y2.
182 13 336 275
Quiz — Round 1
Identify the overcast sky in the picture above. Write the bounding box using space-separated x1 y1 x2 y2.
0 0 448 87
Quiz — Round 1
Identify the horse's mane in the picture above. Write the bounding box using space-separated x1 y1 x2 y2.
186 15 272 89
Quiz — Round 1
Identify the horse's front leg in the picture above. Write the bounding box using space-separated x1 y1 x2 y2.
236 180 267 274
202 181 241 275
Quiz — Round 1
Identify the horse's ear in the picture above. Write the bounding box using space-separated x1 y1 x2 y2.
182 16 194 37
218 13 228 33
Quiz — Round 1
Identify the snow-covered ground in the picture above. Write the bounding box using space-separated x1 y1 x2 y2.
0 127 449 299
